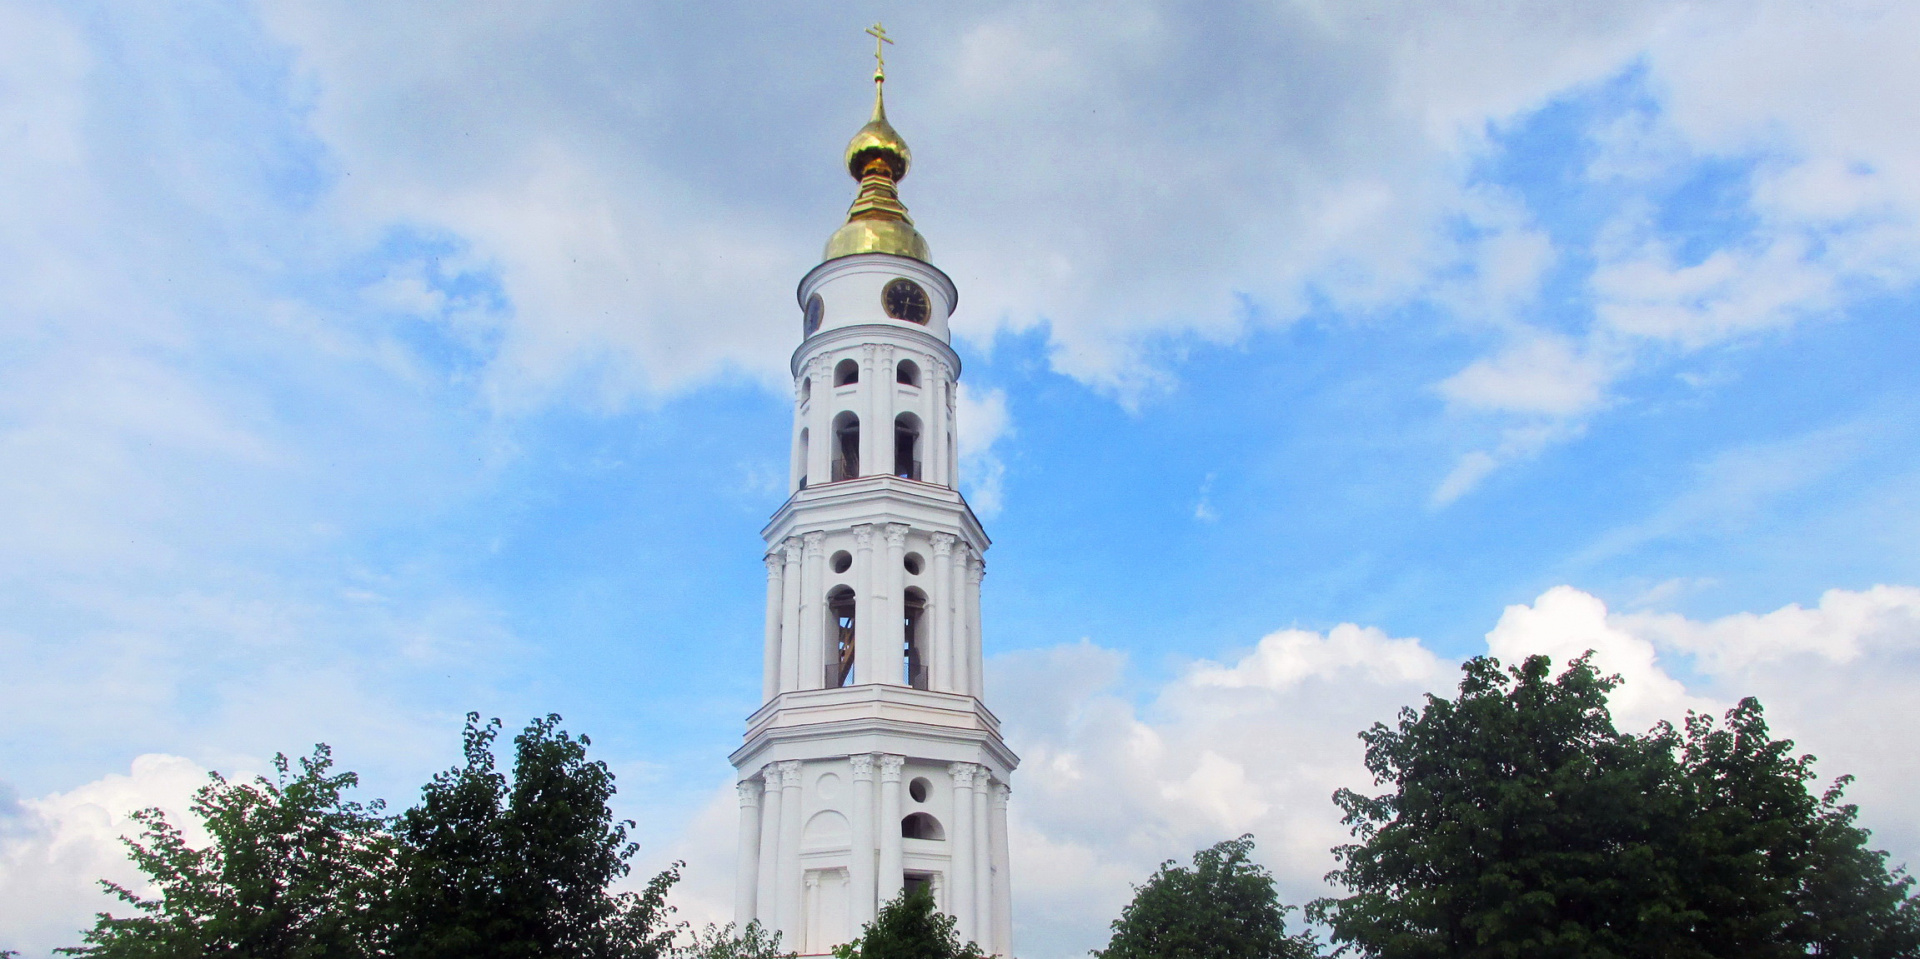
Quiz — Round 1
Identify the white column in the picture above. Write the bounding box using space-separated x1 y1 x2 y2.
990 783 1013 956
878 346 897 477
883 523 908 686
777 761 805 944
929 533 955 692
850 755 877 928
951 548 972 696
972 774 992 944
947 763 978 943
878 755 905 905
943 373 958 488
756 766 782 926
779 540 803 693
792 375 808 491
927 363 946 486
808 356 832 482
967 554 986 698
853 525 875 685
860 345 878 476
801 532 826 689
762 554 784 702
735 778 763 924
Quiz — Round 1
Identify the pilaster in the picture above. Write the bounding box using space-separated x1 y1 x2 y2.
929 532 955 692
853 524 876 685
850 754 878 927
878 754 905 905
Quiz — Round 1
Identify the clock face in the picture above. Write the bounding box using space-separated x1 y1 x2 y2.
882 278 931 325
803 294 824 336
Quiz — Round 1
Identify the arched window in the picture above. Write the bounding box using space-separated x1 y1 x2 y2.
835 358 859 386
896 359 920 386
801 377 812 402
832 412 860 481
827 586 856 687
902 812 945 841
797 428 809 490
903 587 928 689
893 413 922 481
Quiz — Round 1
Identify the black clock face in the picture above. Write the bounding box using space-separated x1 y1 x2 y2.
803 294 824 336
882 278 931 324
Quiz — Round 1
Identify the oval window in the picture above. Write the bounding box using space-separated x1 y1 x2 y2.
803 293 824 336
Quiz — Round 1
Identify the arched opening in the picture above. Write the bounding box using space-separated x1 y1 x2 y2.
797 428 809 490
903 587 928 689
801 377 812 402
893 413 922 481
896 359 920 386
832 412 860 481
901 812 944 841
835 359 859 386
826 586 856 687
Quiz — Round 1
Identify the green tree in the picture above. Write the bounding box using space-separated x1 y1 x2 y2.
1095 836 1318 959
60 745 396 959
1311 654 1920 959
837 885 982 959
1668 699 1920 958
391 712 680 959
1311 654 1682 957
673 921 788 959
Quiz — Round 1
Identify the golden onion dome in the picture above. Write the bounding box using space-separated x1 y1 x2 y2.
844 87 912 181
823 32 930 264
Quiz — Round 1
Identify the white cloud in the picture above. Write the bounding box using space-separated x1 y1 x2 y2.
1621 584 1920 672
1440 336 1613 418
0 755 211 957
955 383 1012 517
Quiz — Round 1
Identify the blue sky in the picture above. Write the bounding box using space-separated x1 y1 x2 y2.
4 2 1920 956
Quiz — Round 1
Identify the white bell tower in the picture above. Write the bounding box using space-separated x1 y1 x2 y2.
730 27 1016 956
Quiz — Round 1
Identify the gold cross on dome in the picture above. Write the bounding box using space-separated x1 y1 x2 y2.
866 22 894 80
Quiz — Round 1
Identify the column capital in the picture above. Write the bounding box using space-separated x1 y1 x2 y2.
991 781 1011 804
778 760 804 788
862 344 877 362
967 552 985 582
853 524 875 549
850 754 875 781
805 872 820 889
783 538 804 563
948 762 981 788
879 344 896 362
738 779 764 806
930 532 956 556
803 531 826 555
765 552 784 573
878 754 905 783
883 523 909 548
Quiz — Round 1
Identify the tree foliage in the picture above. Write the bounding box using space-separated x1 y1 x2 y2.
672 922 788 959
391 712 680 959
836 885 982 959
60 746 395 959
1095 836 1319 959
64 714 682 959
1310 653 1920 959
